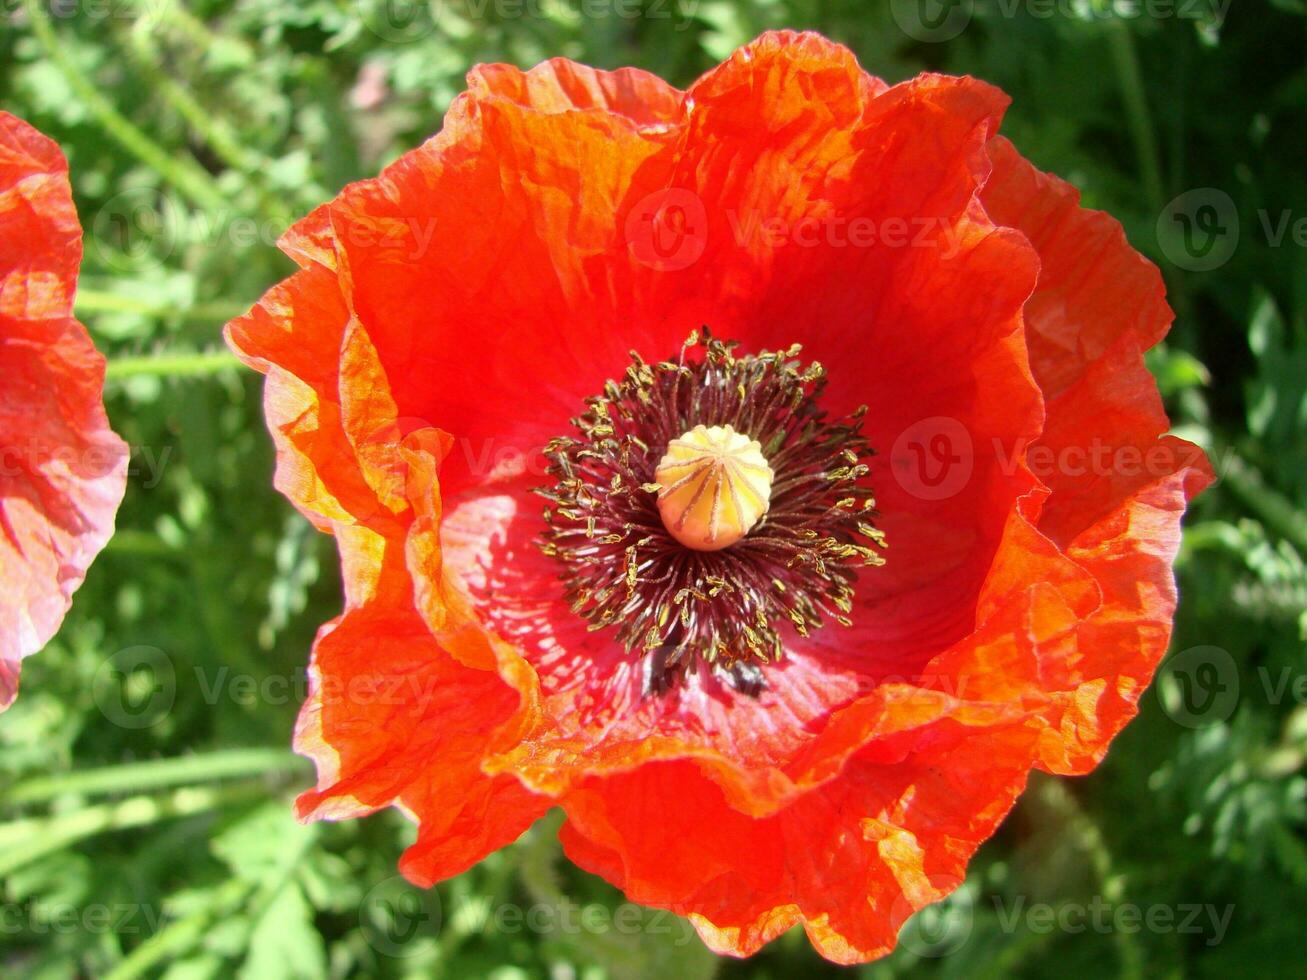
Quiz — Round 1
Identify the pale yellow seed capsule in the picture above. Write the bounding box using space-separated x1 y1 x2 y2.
654 424 774 551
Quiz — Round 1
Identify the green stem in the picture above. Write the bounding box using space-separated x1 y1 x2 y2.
0 783 265 877
1107 17 1197 346
435 822 555 966
23 0 228 213
1218 450 1307 555
108 815 319 980
76 288 250 324
1032 776 1143 980
1106 19 1165 217
236 824 319 943
517 810 567 906
4 748 307 806
103 529 185 558
103 877 253 980
142 0 246 59
979 926 1058 980
112 22 292 230
105 350 243 380
1177 520 1244 557
122 34 260 177
187 539 274 718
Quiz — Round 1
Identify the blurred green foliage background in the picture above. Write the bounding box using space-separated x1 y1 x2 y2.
2 0 1305 976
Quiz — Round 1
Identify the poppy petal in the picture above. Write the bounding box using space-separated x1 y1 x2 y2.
0 112 127 708
981 139 1214 771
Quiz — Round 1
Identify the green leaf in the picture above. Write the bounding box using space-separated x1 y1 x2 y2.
237 883 326 980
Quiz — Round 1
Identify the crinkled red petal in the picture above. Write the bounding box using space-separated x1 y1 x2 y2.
0 112 127 709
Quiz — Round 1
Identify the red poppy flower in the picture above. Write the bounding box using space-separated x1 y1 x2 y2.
226 32 1212 963
0 112 128 712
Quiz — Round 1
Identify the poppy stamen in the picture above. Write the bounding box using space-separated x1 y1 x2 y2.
537 330 886 696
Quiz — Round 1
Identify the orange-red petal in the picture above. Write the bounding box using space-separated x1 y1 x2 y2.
981 138 1213 771
0 112 127 709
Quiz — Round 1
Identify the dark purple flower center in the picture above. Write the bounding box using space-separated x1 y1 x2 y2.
537 331 885 697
